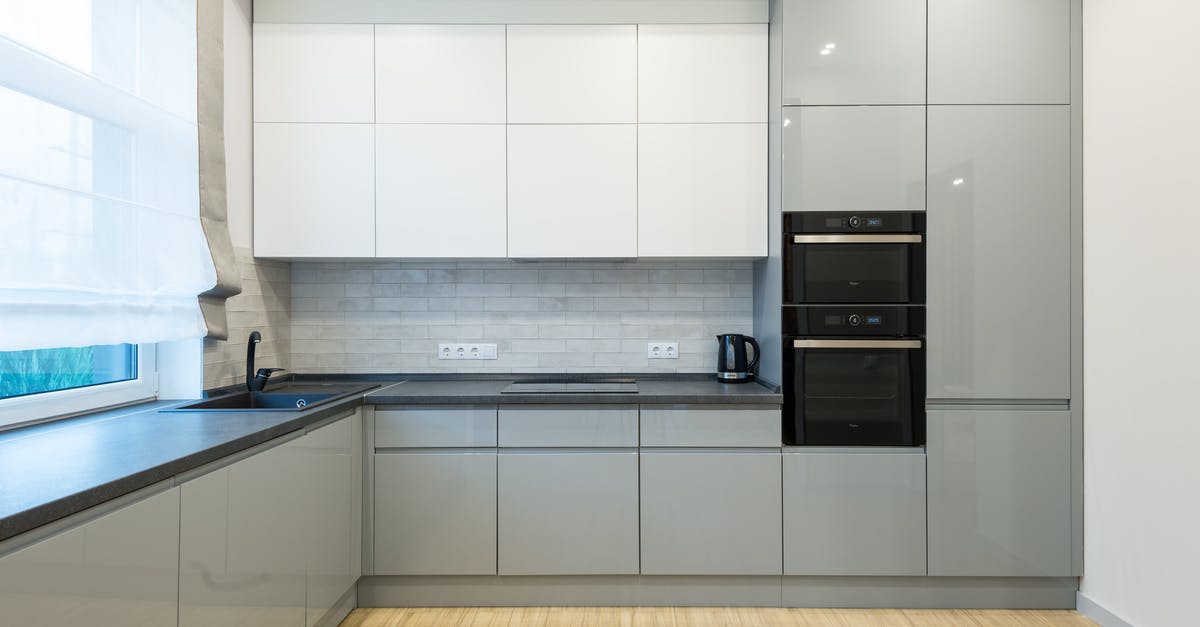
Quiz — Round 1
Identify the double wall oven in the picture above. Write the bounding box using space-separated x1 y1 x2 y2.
782 212 926 446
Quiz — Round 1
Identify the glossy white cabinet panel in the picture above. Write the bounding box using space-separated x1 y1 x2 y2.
506 25 637 123
926 106 1071 400
254 123 375 258
0 488 179 627
782 0 926 105
928 0 1070 104
375 25 506 123
302 417 357 627
375 405 498 448
638 24 767 123
784 106 925 212
638 123 767 257
498 405 638 448
640 405 781 447
507 124 637 258
376 124 507 258
253 24 374 123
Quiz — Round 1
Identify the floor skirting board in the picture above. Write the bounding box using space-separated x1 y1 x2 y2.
1076 592 1135 627
357 576 1079 609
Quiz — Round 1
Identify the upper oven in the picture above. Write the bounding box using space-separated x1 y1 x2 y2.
783 212 926 305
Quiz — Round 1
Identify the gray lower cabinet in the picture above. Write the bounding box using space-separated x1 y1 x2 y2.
927 409 1072 577
497 450 639 575
927 105 1071 401
0 487 180 627
640 450 782 575
783 450 926 576
374 451 497 575
302 414 361 627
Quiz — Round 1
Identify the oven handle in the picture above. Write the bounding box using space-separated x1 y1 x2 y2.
791 234 923 244
793 339 923 349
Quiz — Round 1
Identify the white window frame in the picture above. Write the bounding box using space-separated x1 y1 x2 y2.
0 344 158 431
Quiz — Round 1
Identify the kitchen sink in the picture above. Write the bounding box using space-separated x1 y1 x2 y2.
165 383 379 412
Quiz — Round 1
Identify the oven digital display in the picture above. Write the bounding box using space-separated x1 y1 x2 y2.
866 218 883 227
866 315 882 325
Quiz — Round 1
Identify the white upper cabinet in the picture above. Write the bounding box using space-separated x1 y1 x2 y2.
639 124 767 257
507 125 637 258
374 25 506 123
376 124 507 258
253 24 374 122
782 0 926 105
638 24 767 123
928 0 1071 104
506 25 637 123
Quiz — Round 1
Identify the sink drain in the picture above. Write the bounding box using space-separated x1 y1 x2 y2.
295 398 307 408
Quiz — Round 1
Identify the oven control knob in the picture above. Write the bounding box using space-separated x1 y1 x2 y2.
847 215 863 229
847 314 862 327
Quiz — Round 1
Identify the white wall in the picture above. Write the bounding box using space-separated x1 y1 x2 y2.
1081 1 1200 625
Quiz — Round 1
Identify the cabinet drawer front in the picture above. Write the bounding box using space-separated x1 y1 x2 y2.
640 405 780 447
303 411 356 452
498 405 638 447
375 406 497 448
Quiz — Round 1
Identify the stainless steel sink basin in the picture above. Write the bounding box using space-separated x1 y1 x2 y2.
166 383 378 412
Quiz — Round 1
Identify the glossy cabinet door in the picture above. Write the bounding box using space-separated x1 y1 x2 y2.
637 123 768 257
784 106 925 212
497 450 639 575
640 450 782 575
637 24 767 123
926 106 1071 400
928 0 1071 104
253 24 374 123
927 410 1072 576
781 0 926 105
0 488 179 627
302 416 358 627
375 124 507 258
374 451 497 575
783 450 925 575
254 123 375 258
498 405 637 448
506 25 637 123
374 25 505 123
180 441 307 627
507 124 637 258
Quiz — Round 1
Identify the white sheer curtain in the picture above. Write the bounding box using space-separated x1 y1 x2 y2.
0 0 216 351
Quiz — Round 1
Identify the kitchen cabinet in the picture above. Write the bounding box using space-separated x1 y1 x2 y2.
927 409 1072 577
497 450 639 575
254 123 375 258
375 124 507 258
640 450 782 575
253 24 374 123
302 415 362 627
783 105 925 213
374 25 506 123
506 25 637 123
638 123 767 257
0 488 180 627
928 0 1071 104
640 405 780 448
781 0 925 105
783 450 925 575
498 405 637 448
507 124 637 258
375 405 497 448
926 105 1071 401
637 24 767 123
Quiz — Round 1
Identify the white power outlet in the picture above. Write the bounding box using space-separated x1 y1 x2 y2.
647 341 679 359
438 343 498 360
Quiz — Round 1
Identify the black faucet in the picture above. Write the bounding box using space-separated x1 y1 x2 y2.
246 331 284 392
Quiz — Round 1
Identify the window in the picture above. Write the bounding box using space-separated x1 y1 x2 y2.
0 345 137 400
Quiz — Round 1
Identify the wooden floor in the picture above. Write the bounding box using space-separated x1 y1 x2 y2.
340 607 1098 627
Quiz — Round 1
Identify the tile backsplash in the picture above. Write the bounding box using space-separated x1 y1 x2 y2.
289 260 754 374
203 248 291 389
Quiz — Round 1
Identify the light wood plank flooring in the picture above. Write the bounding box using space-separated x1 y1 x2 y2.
340 607 1098 627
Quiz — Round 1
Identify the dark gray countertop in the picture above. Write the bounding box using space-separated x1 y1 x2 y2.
0 374 780 545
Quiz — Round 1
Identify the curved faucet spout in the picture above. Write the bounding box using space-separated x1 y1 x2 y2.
246 331 262 391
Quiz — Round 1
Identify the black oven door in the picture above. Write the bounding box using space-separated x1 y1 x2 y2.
784 235 925 304
783 338 925 446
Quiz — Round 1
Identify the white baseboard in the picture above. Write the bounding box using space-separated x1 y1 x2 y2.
1077 592 1135 627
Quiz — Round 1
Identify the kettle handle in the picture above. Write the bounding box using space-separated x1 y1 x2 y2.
744 336 760 372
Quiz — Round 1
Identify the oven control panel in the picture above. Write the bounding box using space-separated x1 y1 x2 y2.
783 305 924 337
784 211 925 234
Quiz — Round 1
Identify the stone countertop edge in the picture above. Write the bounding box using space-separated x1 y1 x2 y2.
366 379 784 405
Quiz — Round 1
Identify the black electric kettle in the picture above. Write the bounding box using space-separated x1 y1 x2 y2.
715 334 759 383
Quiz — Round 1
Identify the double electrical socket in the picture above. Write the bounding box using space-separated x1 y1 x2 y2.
438 343 498 360
647 342 678 359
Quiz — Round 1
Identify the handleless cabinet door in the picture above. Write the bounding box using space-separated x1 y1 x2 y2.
783 450 925 575
928 0 1070 104
0 488 180 627
782 0 926 105
374 25 506 123
498 450 639 575
927 410 1072 576
640 450 782 575
926 106 1070 401
254 123 375 258
507 25 637 123
784 105 925 212
302 416 358 627
638 24 767 123
253 24 374 123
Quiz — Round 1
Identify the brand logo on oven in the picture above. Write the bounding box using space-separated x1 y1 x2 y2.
849 423 861 429
848 281 861 286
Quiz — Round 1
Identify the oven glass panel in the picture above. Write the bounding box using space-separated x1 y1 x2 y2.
800 243 911 303
799 348 913 445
